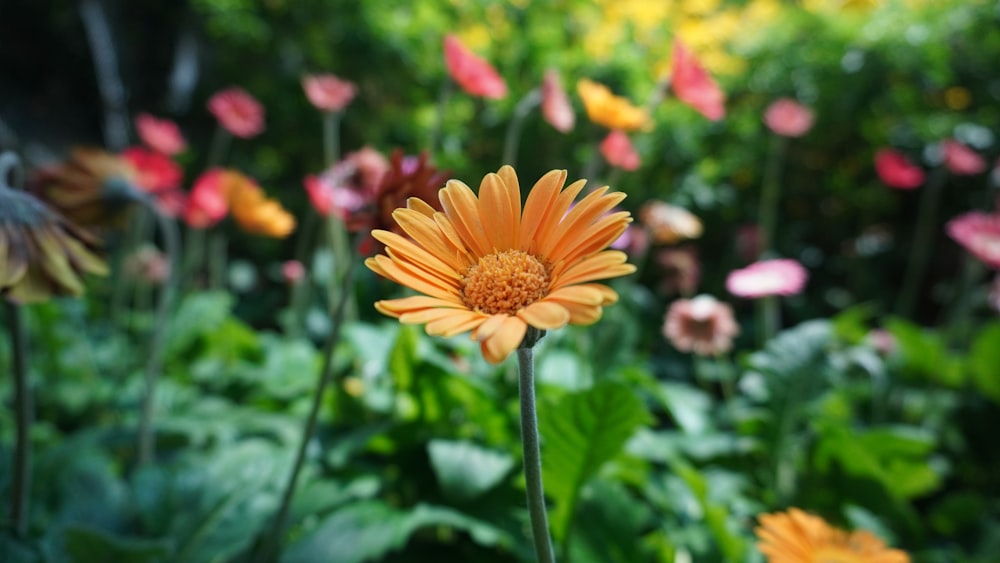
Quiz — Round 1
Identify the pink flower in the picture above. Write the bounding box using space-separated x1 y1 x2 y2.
183 169 229 228
135 113 187 155
600 130 640 171
207 87 265 138
640 201 703 244
541 69 574 133
303 175 367 220
874 149 925 190
303 147 388 224
763 98 814 137
946 211 1000 268
302 74 357 112
443 34 507 99
663 295 740 356
121 147 182 193
726 258 808 298
942 139 986 175
281 260 306 284
670 39 725 121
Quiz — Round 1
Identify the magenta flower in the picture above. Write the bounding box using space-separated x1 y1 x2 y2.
135 113 187 155
763 98 814 137
942 139 986 176
302 74 357 113
663 295 740 356
874 149 925 190
443 34 507 99
207 87 265 138
726 258 808 298
670 39 725 121
600 130 640 171
541 68 574 133
946 211 1000 268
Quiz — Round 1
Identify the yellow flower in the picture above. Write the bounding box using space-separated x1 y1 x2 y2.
576 79 651 132
756 508 910 563
367 166 635 364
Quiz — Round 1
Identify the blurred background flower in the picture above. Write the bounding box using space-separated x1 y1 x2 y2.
207 87 265 138
443 34 507 99
663 294 739 355
302 73 357 113
135 113 187 156
727 258 808 298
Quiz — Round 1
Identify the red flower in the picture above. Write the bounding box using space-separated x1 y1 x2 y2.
121 147 182 193
874 149 925 189
600 130 640 171
670 39 725 121
183 169 230 228
135 113 187 155
302 74 357 112
763 98 814 137
942 139 986 175
443 34 507 99
947 211 1000 268
541 69 575 133
207 87 265 138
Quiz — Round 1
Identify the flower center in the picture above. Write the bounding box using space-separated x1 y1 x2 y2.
461 250 550 315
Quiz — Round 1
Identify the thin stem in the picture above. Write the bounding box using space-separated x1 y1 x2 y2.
757 296 780 347
758 134 787 257
427 80 452 155
322 112 340 167
6 302 31 536
254 253 358 563
207 230 228 291
502 89 542 167
895 167 948 319
320 111 356 324
137 201 181 466
287 210 320 338
517 337 556 563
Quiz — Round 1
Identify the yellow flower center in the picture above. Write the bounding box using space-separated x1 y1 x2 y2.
461 250 550 315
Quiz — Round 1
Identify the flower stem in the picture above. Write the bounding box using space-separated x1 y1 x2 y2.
6 302 31 536
427 80 452 155
895 167 947 319
517 333 556 563
502 89 542 167
758 134 787 257
757 295 780 347
254 253 357 563
287 210 319 338
136 201 181 466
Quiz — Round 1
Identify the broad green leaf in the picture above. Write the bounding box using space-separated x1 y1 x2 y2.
885 318 964 387
539 382 650 541
652 382 712 434
568 479 652 563
669 462 748 562
164 291 234 358
283 501 511 563
427 439 515 502
64 526 171 563
969 322 1000 403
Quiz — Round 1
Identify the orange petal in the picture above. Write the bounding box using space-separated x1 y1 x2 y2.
374 295 466 316
392 209 472 272
519 169 567 250
497 165 521 223
426 309 489 337
399 307 470 325
478 172 516 251
542 189 627 261
545 300 603 325
440 180 491 257
407 197 438 217
544 285 606 305
554 251 635 287
374 230 461 282
532 178 587 257
366 255 459 301
480 316 528 364
517 301 570 329
472 313 508 341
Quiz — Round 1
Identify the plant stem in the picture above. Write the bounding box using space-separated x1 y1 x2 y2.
427 79 452 155
517 336 556 563
254 253 357 563
287 210 319 338
6 302 31 536
502 88 542 167
758 134 787 257
757 295 780 347
895 167 947 319
137 201 181 466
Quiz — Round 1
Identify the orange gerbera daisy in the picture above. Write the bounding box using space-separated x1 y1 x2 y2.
366 166 635 364
756 508 910 563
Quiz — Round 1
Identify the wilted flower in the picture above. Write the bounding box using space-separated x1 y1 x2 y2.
443 34 507 99
946 211 1000 268
135 113 187 155
577 79 650 132
1 169 108 303
726 258 808 298
541 69 575 133
640 200 703 244
656 246 700 296
368 166 635 364
942 139 986 176
207 87 265 138
663 295 739 356
302 74 357 113
123 243 170 285
756 508 910 563
764 98 814 137
600 131 640 171
281 260 306 284
30 147 143 227
121 147 182 193
874 149 924 190
670 39 725 121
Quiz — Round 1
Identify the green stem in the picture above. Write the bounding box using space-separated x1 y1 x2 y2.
136 201 181 466
6 302 31 536
501 89 542 167
517 332 556 563
287 210 320 338
207 231 228 291
758 134 787 257
320 111 356 324
427 80 452 155
945 253 985 346
757 296 780 347
254 252 358 563
895 167 948 319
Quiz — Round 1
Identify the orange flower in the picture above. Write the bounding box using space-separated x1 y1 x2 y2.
576 79 650 132
226 175 295 238
367 166 635 364
756 508 910 563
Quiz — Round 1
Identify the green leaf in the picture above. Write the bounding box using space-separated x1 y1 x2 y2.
427 439 515 502
669 462 748 562
63 526 171 563
539 382 650 541
164 291 233 358
885 318 964 387
969 322 1000 403
283 501 511 563
568 479 652 563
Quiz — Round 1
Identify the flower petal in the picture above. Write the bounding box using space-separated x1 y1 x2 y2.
519 169 567 249
373 229 461 282
440 180 491 257
517 301 570 329
366 255 459 300
478 172 517 251
542 189 627 261
374 295 466 317
391 208 472 272
533 179 587 257
407 197 438 217
554 250 635 287
472 313 508 341
480 315 527 364
426 309 489 337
